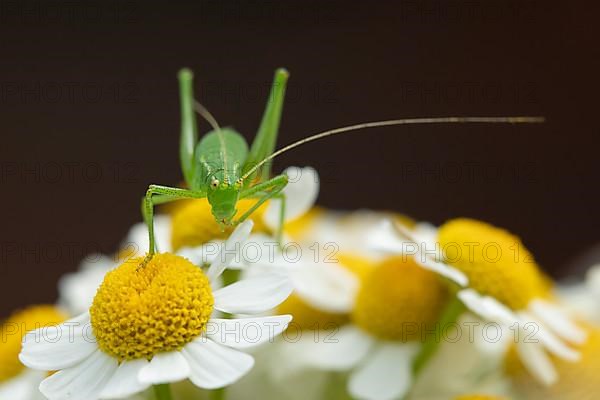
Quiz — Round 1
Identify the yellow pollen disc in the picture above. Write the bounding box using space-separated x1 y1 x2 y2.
90 253 213 361
438 218 547 310
277 294 348 331
454 396 509 400
352 257 448 341
0 305 66 382
170 198 268 252
506 326 599 400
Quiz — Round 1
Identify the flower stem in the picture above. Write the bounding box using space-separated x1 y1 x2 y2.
153 384 173 400
323 372 351 399
411 294 465 376
209 388 227 400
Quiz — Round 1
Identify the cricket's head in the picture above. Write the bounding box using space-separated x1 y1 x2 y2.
207 179 240 227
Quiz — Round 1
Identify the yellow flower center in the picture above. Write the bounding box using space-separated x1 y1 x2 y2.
278 294 348 331
90 253 213 361
454 396 508 400
0 305 66 382
170 198 268 252
438 218 547 310
352 257 448 341
506 326 599 399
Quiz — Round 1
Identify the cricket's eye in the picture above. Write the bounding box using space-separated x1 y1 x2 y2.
210 179 220 189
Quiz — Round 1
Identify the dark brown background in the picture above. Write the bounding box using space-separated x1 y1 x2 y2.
1 1 599 317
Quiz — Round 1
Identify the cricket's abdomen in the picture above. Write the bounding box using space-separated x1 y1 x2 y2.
191 128 249 191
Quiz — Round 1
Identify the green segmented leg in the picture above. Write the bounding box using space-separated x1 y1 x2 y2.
238 174 288 243
142 184 206 259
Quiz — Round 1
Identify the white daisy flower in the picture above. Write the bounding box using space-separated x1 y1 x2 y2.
58 166 317 321
386 217 587 386
20 221 293 400
271 254 451 400
0 305 66 400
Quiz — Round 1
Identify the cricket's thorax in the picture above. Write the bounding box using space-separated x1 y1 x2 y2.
207 184 240 224
193 128 248 223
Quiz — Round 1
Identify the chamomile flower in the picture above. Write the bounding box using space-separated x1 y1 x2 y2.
20 221 293 400
506 326 600 400
59 164 315 317
0 305 66 400
280 255 450 400
386 217 587 386
453 395 509 400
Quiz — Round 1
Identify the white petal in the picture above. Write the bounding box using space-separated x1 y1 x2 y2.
413 256 468 287
0 369 45 400
177 240 223 266
58 255 115 315
206 315 292 348
370 219 467 286
292 261 358 313
586 264 600 296
182 338 254 389
458 289 518 326
99 359 150 399
529 299 587 344
348 343 419 400
20 313 97 371
39 350 118 400
410 222 439 247
457 289 497 321
517 311 580 362
214 273 292 314
515 341 557 386
264 166 320 229
298 325 375 371
366 219 407 254
138 352 190 385
123 215 172 255
207 220 254 282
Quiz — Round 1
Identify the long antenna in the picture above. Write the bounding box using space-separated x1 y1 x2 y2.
194 100 231 182
194 101 221 132
241 116 545 181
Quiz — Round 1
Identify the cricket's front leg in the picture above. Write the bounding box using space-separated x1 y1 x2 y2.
237 174 289 243
141 184 206 263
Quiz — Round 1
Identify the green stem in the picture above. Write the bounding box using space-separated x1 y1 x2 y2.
412 294 465 376
209 388 226 400
153 384 173 400
322 372 351 400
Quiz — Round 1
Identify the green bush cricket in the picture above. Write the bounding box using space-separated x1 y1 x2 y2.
141 67 544 259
